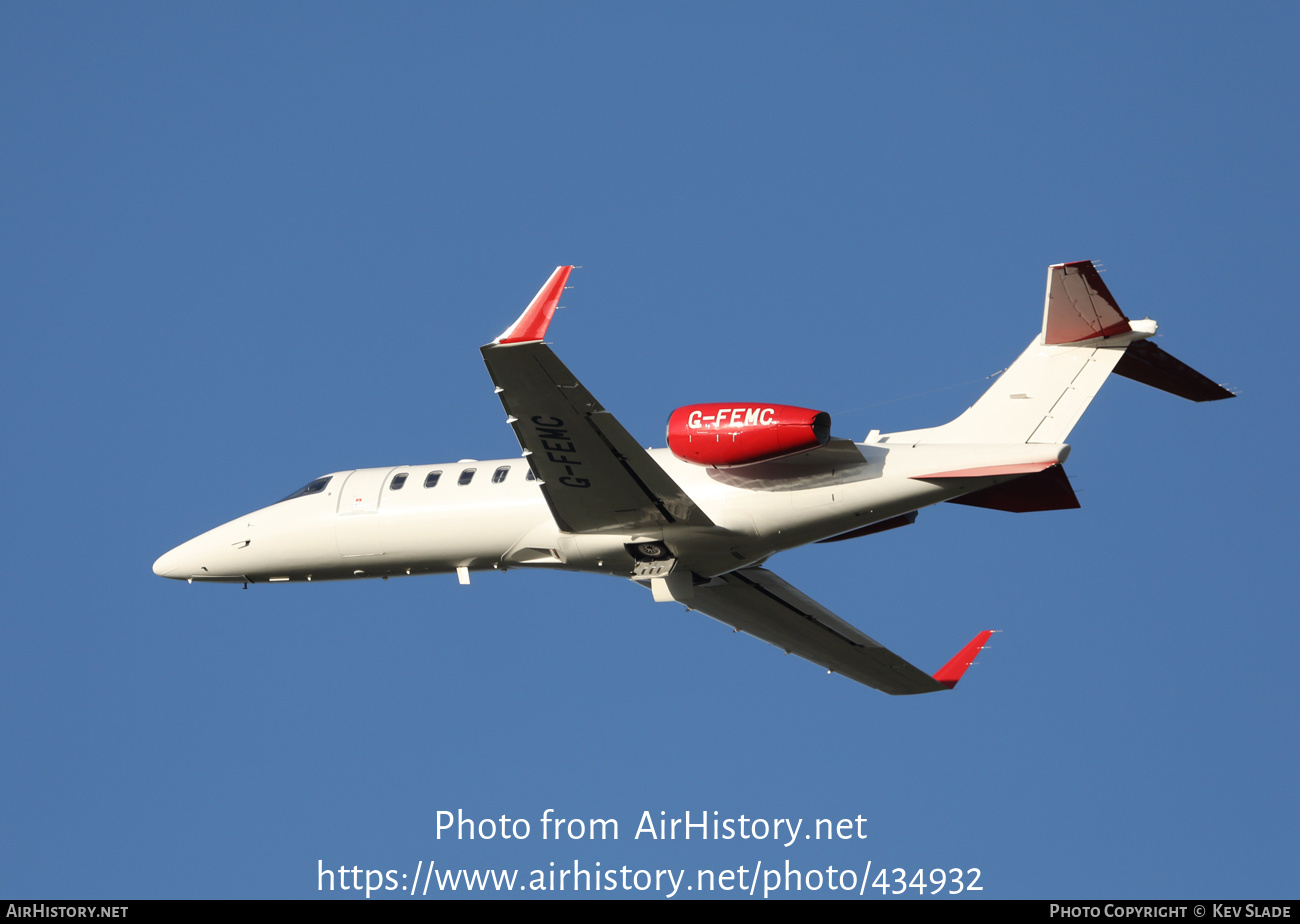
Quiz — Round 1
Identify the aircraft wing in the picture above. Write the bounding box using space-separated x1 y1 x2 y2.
679 567 991 694
481 267 713 533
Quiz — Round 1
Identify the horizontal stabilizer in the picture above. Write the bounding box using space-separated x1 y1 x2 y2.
1114 339 1235 402
946 463 1080 513
932 630 995 689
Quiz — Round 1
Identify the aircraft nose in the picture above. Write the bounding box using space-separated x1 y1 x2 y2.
151 517 261 582
152 545 184 579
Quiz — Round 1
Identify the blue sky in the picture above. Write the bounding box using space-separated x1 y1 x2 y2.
2 2 1296 899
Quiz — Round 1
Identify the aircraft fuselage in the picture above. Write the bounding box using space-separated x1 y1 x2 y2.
152 441 1065 586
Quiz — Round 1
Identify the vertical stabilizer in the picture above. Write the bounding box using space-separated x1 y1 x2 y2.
892 261 1156 445
885 261 1230 447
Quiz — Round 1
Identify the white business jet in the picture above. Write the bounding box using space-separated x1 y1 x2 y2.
154 262 1231 694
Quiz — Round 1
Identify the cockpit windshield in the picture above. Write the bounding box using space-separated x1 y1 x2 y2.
277 475 332 504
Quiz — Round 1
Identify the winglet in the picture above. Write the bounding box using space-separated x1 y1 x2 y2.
496 266 574 344
932 630 995 689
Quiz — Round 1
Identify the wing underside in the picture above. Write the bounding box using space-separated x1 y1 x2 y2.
679 567 988 695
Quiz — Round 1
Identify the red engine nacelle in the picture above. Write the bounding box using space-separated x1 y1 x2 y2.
666 403 832 467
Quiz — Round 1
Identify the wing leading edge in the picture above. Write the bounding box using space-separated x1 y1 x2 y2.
481 267 713 533
676 567 992 694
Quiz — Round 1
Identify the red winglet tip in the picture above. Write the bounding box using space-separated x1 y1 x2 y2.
497 265 574 344
932 630 995 689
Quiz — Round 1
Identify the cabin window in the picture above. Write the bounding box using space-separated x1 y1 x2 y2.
492 466 510 484
458 468 476 486
526 469 536 481
390 473 408 490
277 475 332 503
424 471 442 488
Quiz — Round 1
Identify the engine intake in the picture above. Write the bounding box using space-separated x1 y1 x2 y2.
666 403 831 467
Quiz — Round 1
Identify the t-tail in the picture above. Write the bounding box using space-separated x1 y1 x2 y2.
882 261 1233 513
918 260 1233 446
